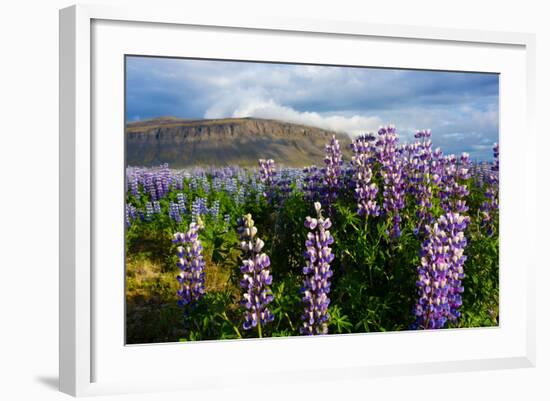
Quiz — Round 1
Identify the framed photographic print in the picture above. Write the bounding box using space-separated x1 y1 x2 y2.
59 4 536 397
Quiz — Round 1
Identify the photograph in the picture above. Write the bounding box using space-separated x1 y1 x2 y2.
124 56 500 344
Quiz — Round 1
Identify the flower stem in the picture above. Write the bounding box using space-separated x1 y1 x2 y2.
221 312 242 339
257 314 263 338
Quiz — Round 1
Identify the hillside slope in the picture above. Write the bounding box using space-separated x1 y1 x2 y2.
126 117 353 168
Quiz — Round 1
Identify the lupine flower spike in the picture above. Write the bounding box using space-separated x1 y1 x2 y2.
303 165 322 202
481 143 499 235
174 220 206 307
258 159 276 202
405 129 433 235
414 212 470 329
377 125 405 238
351 134 380 217
321 135 343 214
301 202 334 335
237 214 274 337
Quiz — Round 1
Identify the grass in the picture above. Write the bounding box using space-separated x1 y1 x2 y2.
125 117 255 133
125 116 353 134
125 251 239 344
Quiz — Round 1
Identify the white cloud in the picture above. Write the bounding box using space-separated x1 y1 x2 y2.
128 56 499 159
205 98 382 136
471 144 493 151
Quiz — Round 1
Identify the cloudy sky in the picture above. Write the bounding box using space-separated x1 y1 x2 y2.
126 56 499 161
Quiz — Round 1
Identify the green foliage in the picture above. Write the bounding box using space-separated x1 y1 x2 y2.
126 172 499 343
270 279 302 335
328 305 353 334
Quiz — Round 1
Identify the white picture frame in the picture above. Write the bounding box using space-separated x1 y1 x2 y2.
59 4 536 397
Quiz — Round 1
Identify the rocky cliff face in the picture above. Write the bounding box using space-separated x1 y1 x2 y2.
126 117 352 168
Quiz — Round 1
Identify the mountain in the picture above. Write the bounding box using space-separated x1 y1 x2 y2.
126 117 353 168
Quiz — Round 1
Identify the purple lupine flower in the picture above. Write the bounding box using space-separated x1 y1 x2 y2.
127 168 140 200
258 159 276 201
144 202 154 221
258 159 275 185
212 177 223 192
289 168 305 193
237 214 274 336
301 202 334 335
173 172 185 191
201 177 211 194
404 130 434 234
351 134 380 217
209 199 220 220
377 125 405 238
236 186 245 206
155 175 164 200
341 161 355 191
174 222 206 307
176 192 187 215
472 162 490 189
224 177 238 195
189 177 200 192
125 207 131 228
303 165 322 202
255 183 264 203
446 214 470 322
191 197 208 223
125 203 137 227
144 172 157 201
481 143 499 235
437 153 471 214
169 201 181 223
321 135 343 212
225 176 235 191
159 163 172 198
276 168 293 200
187 168 207 193
414 212 470 329
249 171 265 202
153 201 161 214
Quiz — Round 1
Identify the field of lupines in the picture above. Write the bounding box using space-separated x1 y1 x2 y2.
125 126 499 344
